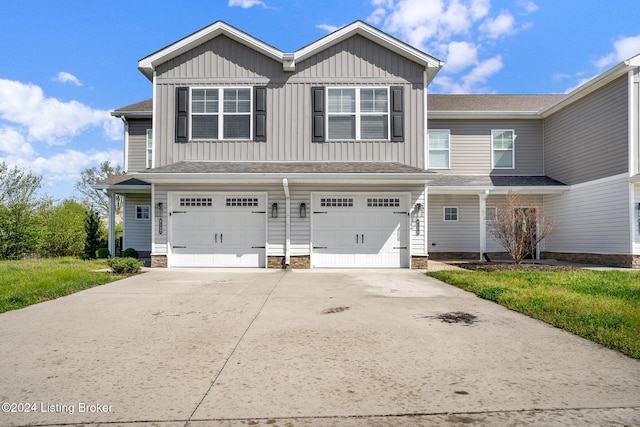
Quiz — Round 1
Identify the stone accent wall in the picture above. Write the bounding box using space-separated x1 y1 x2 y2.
429 252 480 261
151 254 167 268
411 256 428 269
542 252 638 268
267 255 311 269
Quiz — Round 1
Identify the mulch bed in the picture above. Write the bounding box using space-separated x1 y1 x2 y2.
456 262 576 272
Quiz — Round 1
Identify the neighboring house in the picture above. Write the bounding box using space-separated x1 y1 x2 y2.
99 20 640 269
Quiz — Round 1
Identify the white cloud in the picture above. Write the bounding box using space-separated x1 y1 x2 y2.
316 24 340 33
367 7 387 25
479 11 516 39
595 34 640 69
53 71 83 86
0 126 35 157
518 0 538 13
0 78 121 145
435 55 503 93
228 0 267 8
445 41 478 72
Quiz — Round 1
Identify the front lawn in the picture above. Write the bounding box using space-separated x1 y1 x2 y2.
0 257 126 313
427 268 640 359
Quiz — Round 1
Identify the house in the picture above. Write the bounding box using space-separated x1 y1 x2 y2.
100 20 640 269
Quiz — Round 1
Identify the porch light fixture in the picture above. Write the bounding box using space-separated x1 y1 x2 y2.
299 202 306 218
415 203 422 215
155 202 164 217
271 202 278 218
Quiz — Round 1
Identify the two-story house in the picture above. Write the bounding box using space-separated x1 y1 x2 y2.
99 20 640 269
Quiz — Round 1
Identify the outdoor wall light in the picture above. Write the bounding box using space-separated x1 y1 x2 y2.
271 202 278 218
415 203 422 215
155 202 164 217
299 202 306 218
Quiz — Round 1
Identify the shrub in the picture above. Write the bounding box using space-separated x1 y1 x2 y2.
122 247 139 258
96 247 110 259
107 257 142 274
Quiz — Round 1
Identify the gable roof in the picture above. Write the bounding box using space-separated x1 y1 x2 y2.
138 20 443 81
111 99 153 118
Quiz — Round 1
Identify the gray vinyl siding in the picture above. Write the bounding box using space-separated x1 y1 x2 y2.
127 119 151 172
544 75 629 185
428 119 544 175
485 194 544 253
123 194 152 252
428 194 480 253
153 34 425 168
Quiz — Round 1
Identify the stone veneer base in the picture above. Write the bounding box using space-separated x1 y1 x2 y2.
411 256 429 269
542 252 639 269
268 255 311 269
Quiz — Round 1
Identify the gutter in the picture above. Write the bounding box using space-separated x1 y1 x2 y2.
283 178 291 266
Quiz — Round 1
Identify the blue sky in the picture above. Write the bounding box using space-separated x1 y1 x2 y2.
1 0 639 200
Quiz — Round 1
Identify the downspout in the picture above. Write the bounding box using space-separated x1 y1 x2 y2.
283 178 291 266
108 192 116 258
479 190 489 262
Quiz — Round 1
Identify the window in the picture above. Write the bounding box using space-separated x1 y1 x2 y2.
443 207 458 221
146 129 153 169
226 197 259 207
428 130 450 169
191 88 251 140
492 130 514 169
136 205 150 220
320 198 353 207
327 88 388 140
486 207 497 221
367 198 400 207
180 197 212 207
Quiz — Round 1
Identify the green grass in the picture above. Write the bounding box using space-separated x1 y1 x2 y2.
427 269 640 359
0 257 126 313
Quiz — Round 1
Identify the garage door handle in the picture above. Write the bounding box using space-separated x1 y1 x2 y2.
172 211 187 214
313 246 328 249
252 246 266 249
220 233 223 243
356 234 359 244
394 211 408 214
313 211 327 214
172 246 186 249
394 247 407 249
252 211 266 214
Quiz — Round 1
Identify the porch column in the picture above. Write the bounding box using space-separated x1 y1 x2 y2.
108 192 116 258
479 190 489 262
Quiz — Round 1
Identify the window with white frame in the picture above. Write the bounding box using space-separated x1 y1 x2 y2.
146 129 153 169
327 88 388 140
191 88 251 140
486 206 497 221
428 129 450 169
492 129 514 169
443 206 458 221
136 205 150 220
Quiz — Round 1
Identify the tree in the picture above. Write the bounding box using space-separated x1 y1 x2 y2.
74 161 124 217
488 191 555 264
0 162 47 259
84 210 102 259
39 200 88 257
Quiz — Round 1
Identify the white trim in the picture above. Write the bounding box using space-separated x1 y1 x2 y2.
135 205 150 220
146 129 153 169
424 70 428 170
152 71 157 168
491 129 515 169
429 186 568 195
427 129 450 169
428 111 541 120
122 117 129 172
443 206 459 222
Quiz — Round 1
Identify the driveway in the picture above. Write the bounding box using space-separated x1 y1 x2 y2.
0 269 638 426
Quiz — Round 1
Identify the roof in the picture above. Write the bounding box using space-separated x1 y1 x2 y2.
428 175 568 194
137 161 432 175
95 175 151 186
428 94 564 112
138 20 443 81
111 99 153 118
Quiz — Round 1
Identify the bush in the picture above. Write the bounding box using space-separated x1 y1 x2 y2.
96 247 110 259
122 247 139 258
107 257 142 274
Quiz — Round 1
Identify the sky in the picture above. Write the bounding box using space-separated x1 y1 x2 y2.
1 0 639 200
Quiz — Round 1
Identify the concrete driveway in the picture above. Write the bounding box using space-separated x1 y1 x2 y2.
0 269 638 426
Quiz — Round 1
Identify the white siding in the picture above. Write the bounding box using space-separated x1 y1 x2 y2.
428 195 480 253
544 175 631 254
124 194 152 252
634 184 640 254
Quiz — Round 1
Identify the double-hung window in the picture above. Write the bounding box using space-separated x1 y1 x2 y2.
428 129 450 169
191 88 251 140
492 129 514 169
327 88 388 140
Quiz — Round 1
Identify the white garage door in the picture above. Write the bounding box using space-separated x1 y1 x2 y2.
312 195 409 268
170 195 266 267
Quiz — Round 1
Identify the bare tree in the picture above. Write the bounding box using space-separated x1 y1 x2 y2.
488 191 555 264
74 161 124 217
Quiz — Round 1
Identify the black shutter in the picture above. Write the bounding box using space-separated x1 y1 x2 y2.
390 86 404 142
175 87 189 143
254 86 267 142
312 86 325 142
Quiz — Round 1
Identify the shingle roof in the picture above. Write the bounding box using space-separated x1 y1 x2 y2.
111 99 153 117
96 175 151 186
429 175 566 187
137 161 433 175
428 94 564 112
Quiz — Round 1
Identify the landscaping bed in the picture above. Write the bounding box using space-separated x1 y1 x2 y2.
456 262 575 272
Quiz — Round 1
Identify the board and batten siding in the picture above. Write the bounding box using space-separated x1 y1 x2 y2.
544 75 628 185
428 194 480 253
428 119 544 175
127 119 151 172
544 174 630 254
153 34 425 168
124 194 152 252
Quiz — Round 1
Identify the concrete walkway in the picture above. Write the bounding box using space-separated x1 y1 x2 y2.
0 269 638 426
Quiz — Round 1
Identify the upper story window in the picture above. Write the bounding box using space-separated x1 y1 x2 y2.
492 129 515 169
175 86 266 143
428 129 450 169
146 129 153 169
312 86 403 143
327 88 389 140
191 88 251 140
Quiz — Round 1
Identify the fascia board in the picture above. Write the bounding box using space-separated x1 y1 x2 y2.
428 186 569 195
93 185 151 193
138 21 283 80
294 21 443 69
111 111 152 118
428 111 541 120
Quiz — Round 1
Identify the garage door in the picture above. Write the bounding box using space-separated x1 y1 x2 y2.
170 195 266 267
312 195 409 268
